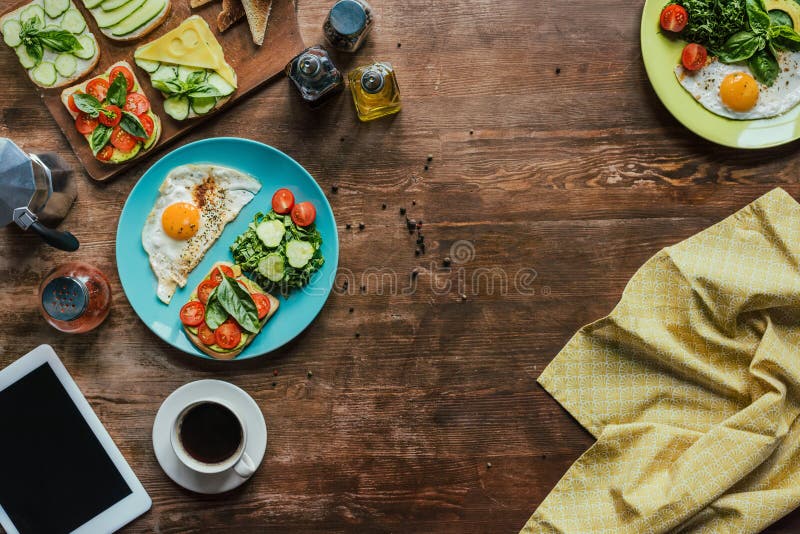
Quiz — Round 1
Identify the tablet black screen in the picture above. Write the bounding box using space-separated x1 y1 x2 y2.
0 363 132 534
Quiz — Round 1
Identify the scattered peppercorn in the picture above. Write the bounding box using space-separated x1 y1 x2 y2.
424 165 429 171
469 130 474 135
361 285 366 292
415 248 421 256
399 207 406 215
331 184 339 193
417 220 423 228
416 236 424 245
345 223 351 230
427 155 433 162
307 371 313 378
443 257 452 267
487 462 492 468
397 42 402 48
406 219 417 231
359 222 365 230
355 332 360 338
272 382 277 387
460 293 467 301
555 67 561 75
340 137 345 142
273 369 279 376
381 203 387 210
349 307 354 313
412 200 416 206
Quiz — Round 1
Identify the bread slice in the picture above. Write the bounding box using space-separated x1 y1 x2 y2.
0 0 100 89
60 61 163 164
88 0 171 43
241 0 272 46
217 0 245 32
183 262 280 360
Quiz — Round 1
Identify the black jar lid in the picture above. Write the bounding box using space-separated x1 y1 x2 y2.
329 0 367 36
42 276 87 321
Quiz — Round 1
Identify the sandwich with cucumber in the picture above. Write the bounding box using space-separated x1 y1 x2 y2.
134 15 237 120
61 61 161 164
0 0 99 88
179 262 279 360
80 0 170 42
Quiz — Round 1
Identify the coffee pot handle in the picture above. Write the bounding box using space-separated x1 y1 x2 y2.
30 220 79 251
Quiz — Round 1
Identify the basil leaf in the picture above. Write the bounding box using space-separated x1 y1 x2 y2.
106 72 128 107
73 93 103 117
217 275 260 334
120 111 147 139
747 0 771 35
38 29 81 53
187 70 206 86
186 84 223 98
748 48 780 86
771 24 800 51
769 11 793 28
204 289 228 330
24 39 43 65
89 124 112 155
718 31 762 62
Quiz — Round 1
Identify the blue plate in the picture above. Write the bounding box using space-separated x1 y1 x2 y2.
116 138 339 360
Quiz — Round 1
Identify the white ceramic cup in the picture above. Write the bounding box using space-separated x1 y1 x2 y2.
171 399 256 478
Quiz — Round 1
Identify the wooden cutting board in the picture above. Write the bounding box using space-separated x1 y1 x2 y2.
3 0 304 181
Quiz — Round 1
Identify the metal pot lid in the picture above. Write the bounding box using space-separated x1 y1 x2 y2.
0 138 37 227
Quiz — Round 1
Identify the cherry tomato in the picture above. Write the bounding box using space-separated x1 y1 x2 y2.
197 323 216 345
137 114 155 139
75 113 98 135
99 105 122 127
252 293 270 319
96 145 114 162
86 78 109 101
660 4 688 33
110 126 137 152
681 43 707 71
197 280 217 304
125 92 150 115
109 66 134 92
68 92 82 113
215 321 242 349
210 265 235 285
180 301 205 326
272 188 295 214
291 201 316 227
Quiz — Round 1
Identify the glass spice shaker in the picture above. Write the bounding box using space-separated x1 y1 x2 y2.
285 45 344 108
323 0 374 52
38 262 112 334
349 62 402 121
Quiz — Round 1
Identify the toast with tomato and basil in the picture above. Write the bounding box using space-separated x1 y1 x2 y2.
180 262 279 360
60 61 161 164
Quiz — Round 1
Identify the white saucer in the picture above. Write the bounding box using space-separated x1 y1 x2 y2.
152 380 267 494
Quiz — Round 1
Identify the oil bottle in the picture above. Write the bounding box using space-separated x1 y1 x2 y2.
348 62 401 121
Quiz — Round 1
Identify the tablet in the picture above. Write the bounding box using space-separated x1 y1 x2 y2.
0 345 151 534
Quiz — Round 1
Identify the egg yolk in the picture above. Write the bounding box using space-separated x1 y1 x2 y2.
720 72 759 112
161 202 200 240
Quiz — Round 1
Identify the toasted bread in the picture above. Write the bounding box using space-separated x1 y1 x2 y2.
0 0 100 89
241 0 272 46
190 0 218 7
183 262 280 360
217 0 246 32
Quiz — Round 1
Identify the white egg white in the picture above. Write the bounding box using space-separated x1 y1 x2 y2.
675 51 800 120
142 165 261 304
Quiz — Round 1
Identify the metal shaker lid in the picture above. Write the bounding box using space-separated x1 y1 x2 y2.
361 69 385 93
41 276 88 322
298 53 322 76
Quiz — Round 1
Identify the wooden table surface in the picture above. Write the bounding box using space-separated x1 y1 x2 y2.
2 0 800 532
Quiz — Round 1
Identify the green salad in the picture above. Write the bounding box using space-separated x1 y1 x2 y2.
231 208 324 296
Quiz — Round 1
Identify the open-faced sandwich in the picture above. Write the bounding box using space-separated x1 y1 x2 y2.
0 0 99 88
61 61 161 164
80 0 170 42
134 15 237 120
179 262 279 360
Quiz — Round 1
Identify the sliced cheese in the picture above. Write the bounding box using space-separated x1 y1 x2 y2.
134 15 237 87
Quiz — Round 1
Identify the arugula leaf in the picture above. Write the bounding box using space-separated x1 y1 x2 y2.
748 48 780 85
89 125 112 155
73 93 103 117
216 275 260 334
718 31 764 62
120 111 147 139
106 73 128 107
204 289 228 330
746 0 771 35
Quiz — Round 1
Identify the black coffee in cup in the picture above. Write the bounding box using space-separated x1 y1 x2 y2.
179 402 242 464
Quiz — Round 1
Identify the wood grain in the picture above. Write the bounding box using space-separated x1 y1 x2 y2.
2 0 800 532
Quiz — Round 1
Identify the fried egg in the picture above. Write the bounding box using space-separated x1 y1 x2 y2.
675 51 800 120
142 164 261 304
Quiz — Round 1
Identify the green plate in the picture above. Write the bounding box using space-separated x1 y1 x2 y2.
641 0 800 148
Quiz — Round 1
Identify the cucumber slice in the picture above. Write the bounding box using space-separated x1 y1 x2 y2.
108 0 164 36
190 96 216 115
73 35 95 59
258 254 285 282
31 62 57 86
83 0 104 8
163 95 189 120
150 63 177 83
20 5 45 25
178 65 206 82
134 57 160 73
286 240 315 269
206 72 236 96
16 46 36 68
44 0 70 18
256 219 285 247
54 53 77 76
60 9 86 33
2 19 22 48
100 0 131 11
91 0 145 28
143 115 160 149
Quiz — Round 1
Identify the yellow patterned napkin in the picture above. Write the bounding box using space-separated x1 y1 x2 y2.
522 188 800 534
